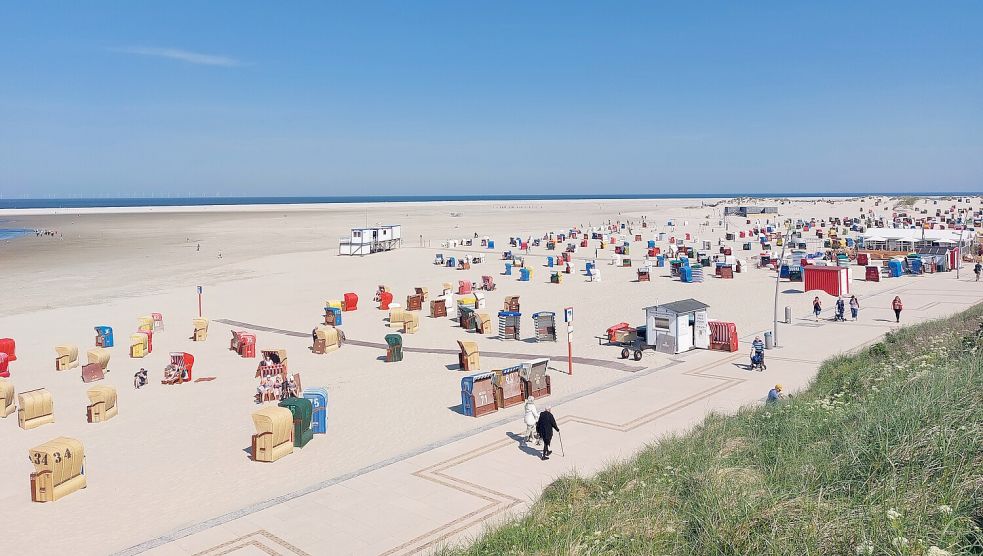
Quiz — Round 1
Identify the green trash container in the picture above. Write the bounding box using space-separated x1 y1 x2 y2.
278 397 314 448
385 334 403 362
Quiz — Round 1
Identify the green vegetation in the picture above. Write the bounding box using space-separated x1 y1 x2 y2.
895 196 921 208
449 306 983 556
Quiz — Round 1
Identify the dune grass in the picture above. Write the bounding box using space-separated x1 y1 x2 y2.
446 305 983 556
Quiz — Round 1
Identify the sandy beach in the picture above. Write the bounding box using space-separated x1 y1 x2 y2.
1 195 980 555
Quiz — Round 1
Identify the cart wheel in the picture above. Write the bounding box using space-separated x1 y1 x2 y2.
633 350 643 361
620 348 630 359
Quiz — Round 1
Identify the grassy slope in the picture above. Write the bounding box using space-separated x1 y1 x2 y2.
447 305 983 556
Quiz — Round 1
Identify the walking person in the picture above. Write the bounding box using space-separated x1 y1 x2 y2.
536 407 560 460
835 297 846 322
974 262 981 282
813 296 822 321
849 295 860 321
892 296 903 323
523 396 540 445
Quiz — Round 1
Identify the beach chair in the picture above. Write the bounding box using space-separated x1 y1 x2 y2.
29 437 86 502
323 306 343 326
442 282 453 295
342 292 358 311
481 275 496 290
414 287 429 301
504 296 520 312
55 345 79 371
430 298 448 318
388 307 408 328
458 280 472 295
87 347 110 372
251 406 294 462
457 341 480 371
86 385 118 423
313 326 340 354
1 380 15 418
18 388 54 430
378 290 393 310
192 318 209 341
406 293 423 311
152 312 164 331
403 312 420 334
476 312 492 334
384 334 403 362
163 352 194 384
138 315 154 333
278 397 314 448
94 326 114 348
129 333 147 358
0 352 7 378
0 338 17 361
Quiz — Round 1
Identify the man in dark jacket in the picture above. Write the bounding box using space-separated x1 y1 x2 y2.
536 407 560 460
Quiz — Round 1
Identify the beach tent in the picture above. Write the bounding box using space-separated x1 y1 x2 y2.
29 437 86 502
803 266 851 296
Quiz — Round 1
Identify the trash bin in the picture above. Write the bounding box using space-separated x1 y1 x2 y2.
764 331 774 350
785 306 791 324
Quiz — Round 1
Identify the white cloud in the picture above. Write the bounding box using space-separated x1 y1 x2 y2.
113 46 243 67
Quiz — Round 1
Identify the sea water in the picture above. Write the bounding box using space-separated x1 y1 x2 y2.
0 228 33 240
0 192 973 210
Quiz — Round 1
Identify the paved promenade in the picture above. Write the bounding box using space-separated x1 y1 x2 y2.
123 276 982 556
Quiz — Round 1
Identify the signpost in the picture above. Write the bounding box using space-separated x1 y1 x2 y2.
197 285 203 317
564 306 574 375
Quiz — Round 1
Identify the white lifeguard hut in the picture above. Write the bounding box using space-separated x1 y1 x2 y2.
339 225 402 256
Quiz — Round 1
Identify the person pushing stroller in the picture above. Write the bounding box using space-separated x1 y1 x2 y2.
750 336 766 371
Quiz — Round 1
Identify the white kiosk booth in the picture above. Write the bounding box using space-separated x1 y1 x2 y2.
644 299 710 354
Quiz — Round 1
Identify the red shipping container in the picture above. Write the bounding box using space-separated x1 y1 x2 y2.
804 266 850 296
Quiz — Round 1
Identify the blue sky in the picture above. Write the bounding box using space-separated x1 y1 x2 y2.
1 1 980 196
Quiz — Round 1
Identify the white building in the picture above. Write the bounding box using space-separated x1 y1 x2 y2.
860 227 972 251
339 225 401 256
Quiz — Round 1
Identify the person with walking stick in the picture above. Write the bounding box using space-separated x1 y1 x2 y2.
536 407 560 461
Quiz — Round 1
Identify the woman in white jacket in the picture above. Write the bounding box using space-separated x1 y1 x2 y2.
523 396 540 444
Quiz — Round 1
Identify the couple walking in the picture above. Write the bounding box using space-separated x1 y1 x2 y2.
523 396 560 460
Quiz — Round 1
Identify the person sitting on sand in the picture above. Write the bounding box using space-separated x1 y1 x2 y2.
767 384 784 403
162 364 180 384
256 375 272 402
272 374 284 399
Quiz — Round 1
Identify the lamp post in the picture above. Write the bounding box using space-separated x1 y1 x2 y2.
772 224 791 347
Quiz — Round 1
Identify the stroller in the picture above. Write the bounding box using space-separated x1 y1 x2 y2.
750 349 766 371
